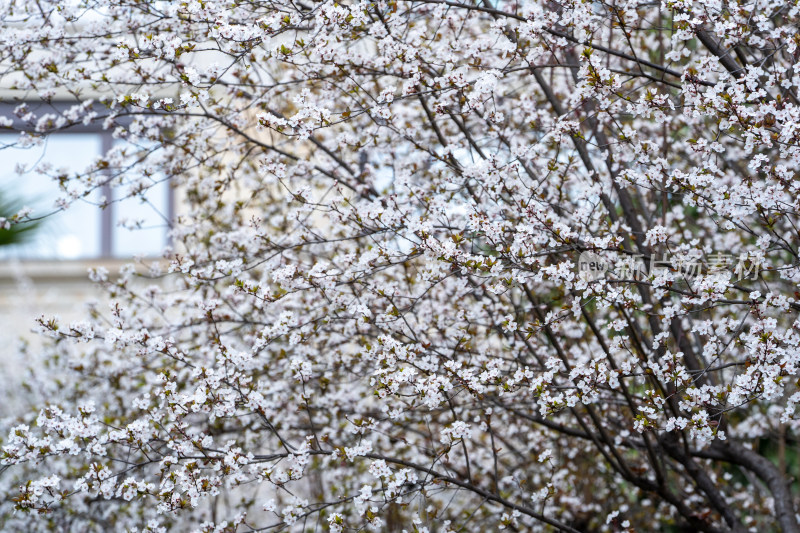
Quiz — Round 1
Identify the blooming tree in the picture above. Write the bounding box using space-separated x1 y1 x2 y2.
2 0 800 531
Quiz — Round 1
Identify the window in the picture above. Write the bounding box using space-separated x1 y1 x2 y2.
0 101 172 260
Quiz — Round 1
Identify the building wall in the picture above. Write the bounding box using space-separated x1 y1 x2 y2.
0 259 133 414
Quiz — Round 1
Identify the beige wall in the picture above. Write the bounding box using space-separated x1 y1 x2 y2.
0 259 133 414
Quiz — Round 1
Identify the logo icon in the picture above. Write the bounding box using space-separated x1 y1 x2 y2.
577 251 609 281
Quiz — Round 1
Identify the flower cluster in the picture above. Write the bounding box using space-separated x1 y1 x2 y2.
0 0 799 531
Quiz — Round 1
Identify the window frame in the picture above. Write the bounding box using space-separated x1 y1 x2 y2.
0 99 174 259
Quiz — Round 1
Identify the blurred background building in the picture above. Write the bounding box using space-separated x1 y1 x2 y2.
0 101 173 376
